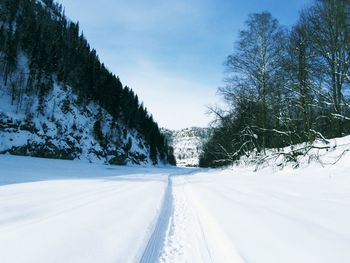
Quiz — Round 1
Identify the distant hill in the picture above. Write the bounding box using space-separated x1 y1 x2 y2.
162 127 211 167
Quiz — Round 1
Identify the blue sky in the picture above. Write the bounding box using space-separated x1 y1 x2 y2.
57 0 312 130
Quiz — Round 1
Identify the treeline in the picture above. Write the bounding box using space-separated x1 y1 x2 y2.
0 0 175 164
200 0 350 167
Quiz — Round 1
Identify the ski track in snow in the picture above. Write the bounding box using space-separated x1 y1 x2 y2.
158 177 213 263
139 169 203 263
154 170 350 263
139 176 173 263
1 155 350 263
157 176 245 263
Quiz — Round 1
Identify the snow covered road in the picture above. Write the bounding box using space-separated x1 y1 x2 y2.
1 155 350 263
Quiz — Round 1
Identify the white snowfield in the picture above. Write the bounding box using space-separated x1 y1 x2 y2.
1 155 350 263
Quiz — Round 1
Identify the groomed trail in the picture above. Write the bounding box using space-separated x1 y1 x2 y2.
144 169 350 263
1 155 350 263
157 176 245 263
141 174 244 263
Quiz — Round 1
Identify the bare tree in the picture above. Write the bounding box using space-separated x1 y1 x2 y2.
222 12 286 152
305 0 350 136
283 18 324 142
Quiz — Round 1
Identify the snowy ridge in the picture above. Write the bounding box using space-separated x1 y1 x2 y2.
163 127 211 167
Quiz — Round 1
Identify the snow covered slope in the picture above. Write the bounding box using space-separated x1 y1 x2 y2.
163 127 211 167
237 134 350 171
0 53 155 165
0 1 172 166
0 82 151 165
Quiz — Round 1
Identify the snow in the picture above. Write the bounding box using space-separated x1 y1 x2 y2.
238 135 350 171
0 155 185 263
170 167 350 263
159 136 350 262
1 146 350 262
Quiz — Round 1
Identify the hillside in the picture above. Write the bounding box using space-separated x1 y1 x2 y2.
0 0 174 165
0 80 151 165
163 127 211 167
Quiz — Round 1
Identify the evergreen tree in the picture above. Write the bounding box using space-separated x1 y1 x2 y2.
0 0 173 165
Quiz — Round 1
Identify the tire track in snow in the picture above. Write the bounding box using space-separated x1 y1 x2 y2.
139 176 173 263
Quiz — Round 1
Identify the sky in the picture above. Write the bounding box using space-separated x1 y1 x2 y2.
57 0 312 130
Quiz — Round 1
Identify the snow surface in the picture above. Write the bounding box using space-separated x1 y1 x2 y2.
165 167 350 263
0 155 188 263
1 151 350 263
